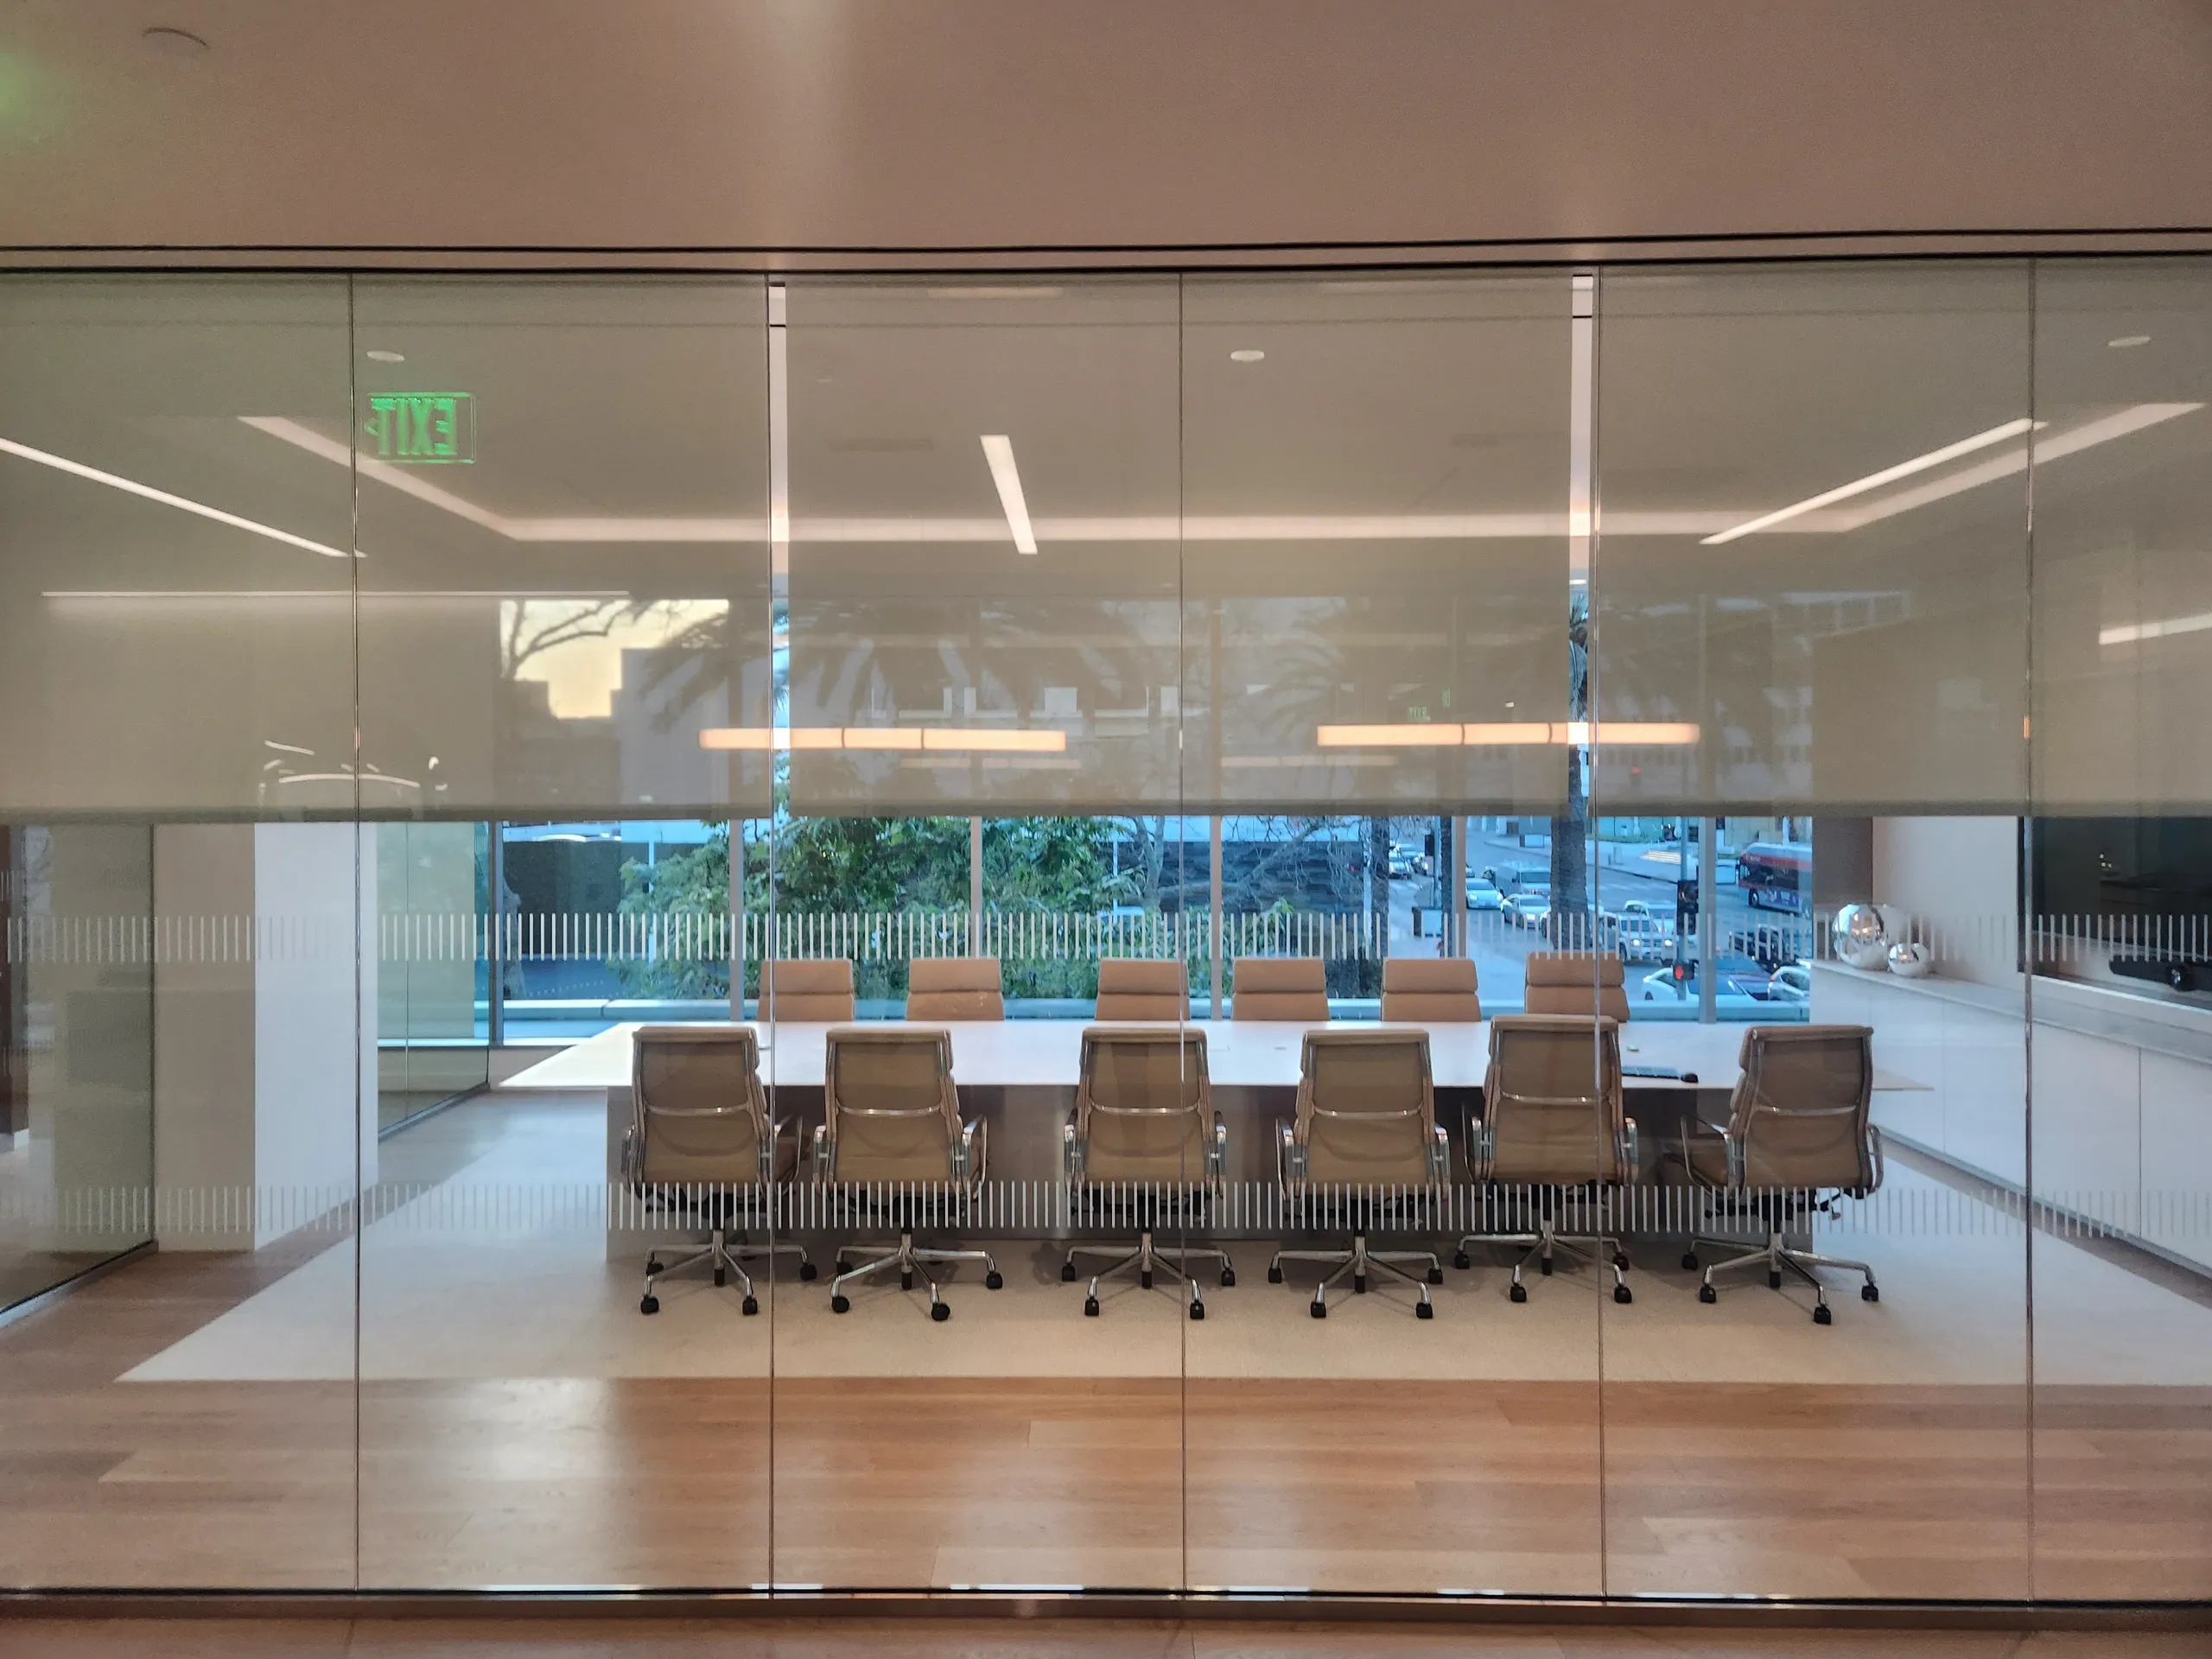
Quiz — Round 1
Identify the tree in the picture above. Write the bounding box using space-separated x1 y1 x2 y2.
1549 590 1592 942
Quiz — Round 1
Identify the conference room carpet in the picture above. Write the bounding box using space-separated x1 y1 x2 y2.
0 1093 2202 1601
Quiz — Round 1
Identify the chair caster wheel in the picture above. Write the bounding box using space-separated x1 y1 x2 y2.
1309 1300 1327 1319
1084 1296 1100 1317
714 1268 727 1287
1509 1283 1528 1304
1427 1266 1445 1285
1060 1262 1077 1282
645 1260 663 1276
830 1294 851 1314
1814 1302 1833 1325
1140 1269 1154 1290
1698 1284 1717 1305
1189 1300 1205 1321
985 1270 1004 1291
1861 1283 1879 1303
1452 1250 1471 1270
1681 1251 1700 1271
931 1301 951 1323
741 1294 760 1316
1220 1268 1236 1287
1415 1300 1433 1320
1539 1258 1554 1276
1267 1264 1283 1284
1353 1274 1367 1294
798 1260 817 1281
901 1271 914 1292
1768 1270 1783 1289
639 1294 659 1315
1613 1284 1633 1305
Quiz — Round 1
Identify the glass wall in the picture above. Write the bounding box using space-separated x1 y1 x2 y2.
0 261 2205 1602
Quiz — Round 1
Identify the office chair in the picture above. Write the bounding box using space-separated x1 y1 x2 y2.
1061 1027 1230 1319
906 956 1005 1020
1232 957 1329 1020
624 1026 812 1316
814 1026 1001 1321
1381 956 1481 1022
1269 1030 1449 1319
761 957 856 1021
1679 1024 1882 1325
1454 1015 1637 1304
1522 951 1631 1020
1093 957 1189 1020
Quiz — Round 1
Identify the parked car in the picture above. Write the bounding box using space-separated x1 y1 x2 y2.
1503 893 1550 930
1612 913 1676 963
1640 952 1777 1002
1766 963 1813 1002
1465 880 1506 912
1387 847 1415 880
1618 898 1654 918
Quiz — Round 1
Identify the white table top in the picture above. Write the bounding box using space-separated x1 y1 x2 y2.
499 1018 1925 1095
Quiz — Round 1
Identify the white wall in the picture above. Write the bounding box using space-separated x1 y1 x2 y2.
1872 816 2022 988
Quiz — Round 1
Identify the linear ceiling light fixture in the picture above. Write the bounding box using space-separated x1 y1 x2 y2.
978 435 1038 554
2100 610 2212 646
0 435 352 558
1701 419 2039 545
1316 721 1700 747
700 726 1066 753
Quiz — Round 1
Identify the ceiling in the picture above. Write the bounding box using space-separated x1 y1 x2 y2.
3 3 2211 255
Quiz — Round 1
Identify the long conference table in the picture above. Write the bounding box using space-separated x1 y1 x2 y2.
501 1020 1923 1252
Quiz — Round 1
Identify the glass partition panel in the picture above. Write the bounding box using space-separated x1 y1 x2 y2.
0 276 359 1586
1592 264 2033 1599
2026 259 2212 1600
1178 272 1596 1595
777 277 1189 1590
351 277 774 1589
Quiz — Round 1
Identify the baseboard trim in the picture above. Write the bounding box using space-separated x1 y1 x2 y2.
0 1589 2205 1629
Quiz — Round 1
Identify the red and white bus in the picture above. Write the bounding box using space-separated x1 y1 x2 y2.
1736 842 1811 914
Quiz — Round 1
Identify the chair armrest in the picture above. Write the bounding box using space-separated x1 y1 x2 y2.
1427 1123 1450 1184
1062 1118 1084 1179
1276 1119 1305 1181
1676 1116 1733 1187
1209 1115 1228 1181
620 1124 642 1185
1868 1122 1885 1192
1618 1117 1640 1181
955 1117 987 1183
811 1122 833 1181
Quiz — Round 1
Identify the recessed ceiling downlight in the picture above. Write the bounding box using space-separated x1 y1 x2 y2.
142 25 210 55
2109 335 2152 349
365 349 405 364
1229 349 1265 363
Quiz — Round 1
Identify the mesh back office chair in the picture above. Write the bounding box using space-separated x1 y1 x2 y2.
761 957 856 1022
815 1027 1001 1321
1455 1015 1637 1304
625 1027 811 1316
1060 1027 1230 1319
906 957 1005 1020
1523 951 1631 1021
1233 957 1329 1020
1093 958 1189 1020
1269 1030 1449 1319
1680 1024 1883 1325
1380 957 1481 1022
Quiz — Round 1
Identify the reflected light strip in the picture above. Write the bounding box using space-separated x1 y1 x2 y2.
979 435 1039 554
0 434 353 559
700 726 1067 753
2101 609 2212 646
1317 721 1699 747
1701 419 2039 544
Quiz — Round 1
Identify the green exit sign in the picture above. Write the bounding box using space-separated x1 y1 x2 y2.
365 392 475 464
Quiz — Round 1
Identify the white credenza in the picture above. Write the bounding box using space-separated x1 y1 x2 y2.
1814 960 2212 1274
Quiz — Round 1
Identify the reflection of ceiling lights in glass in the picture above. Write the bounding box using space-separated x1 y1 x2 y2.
701 726 1066 753
365 349 406 363
2108 335 2152 349
1702 420 2038 544
142 25 210 55
0 434 351 558
1230 349 1266 363
978 434 1038 554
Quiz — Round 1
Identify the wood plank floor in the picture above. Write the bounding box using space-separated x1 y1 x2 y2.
0 1249 2205 1600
